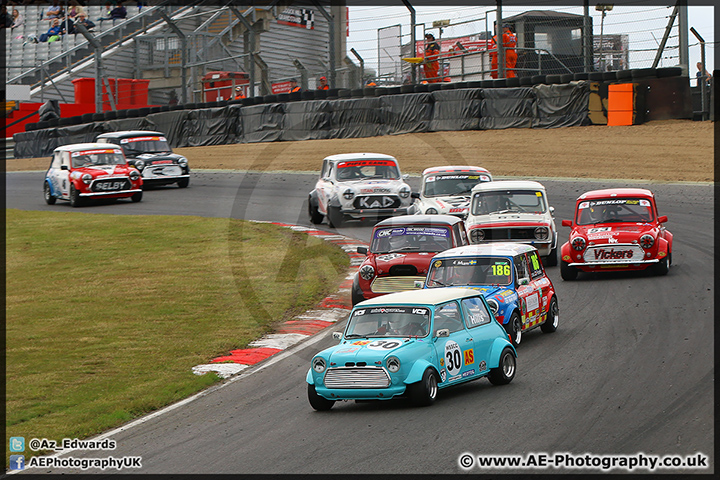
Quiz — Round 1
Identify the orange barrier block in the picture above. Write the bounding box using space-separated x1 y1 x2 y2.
607 83 635 126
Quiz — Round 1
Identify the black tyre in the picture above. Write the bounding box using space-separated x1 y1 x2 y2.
43 182 56 205
504 312 522 347
327 206 344 228
408 369 439 407
131 191 143 203
69 185 83 207
544 246 558 267
541 296 559 333
654 256 669 276
488 348 516 385
351 277 365 306
308 197 324 224
560 261 578 281
177 177 189 188
307 384 335 411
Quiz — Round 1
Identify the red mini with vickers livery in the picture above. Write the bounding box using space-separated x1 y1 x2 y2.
560 188 673 280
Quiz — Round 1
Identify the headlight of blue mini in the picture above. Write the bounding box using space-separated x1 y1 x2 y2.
343 188 355 200
386 356 400 373
312 357 326 373
534 226 549 241
129 170 140 181
359 265 375 281
134 160 145 170
425 207 438 214
81 173 92 184
399 186 411 198
178 157 188 167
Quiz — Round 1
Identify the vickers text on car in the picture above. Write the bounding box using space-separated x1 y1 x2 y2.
559 188 673 280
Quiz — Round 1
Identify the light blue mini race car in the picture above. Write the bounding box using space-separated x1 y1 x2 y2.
307 288 516 410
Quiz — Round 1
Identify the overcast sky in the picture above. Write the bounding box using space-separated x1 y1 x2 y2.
346 4 715 78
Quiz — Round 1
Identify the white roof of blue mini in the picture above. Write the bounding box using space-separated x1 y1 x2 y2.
471 179 547 192
433 243 538 259
324 153 399 163
53 142 122 152
356 287 482 308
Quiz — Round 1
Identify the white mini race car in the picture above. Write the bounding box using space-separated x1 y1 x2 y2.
412 166 492 218
308 153 416 227
466 180 558 266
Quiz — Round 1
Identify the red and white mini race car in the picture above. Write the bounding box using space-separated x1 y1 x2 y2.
43 143 143 207
412 165 492 218
560 188 673 280
352 215 469 305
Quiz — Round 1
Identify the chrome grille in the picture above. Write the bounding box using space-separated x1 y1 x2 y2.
324 367 390 388
371 275 426 293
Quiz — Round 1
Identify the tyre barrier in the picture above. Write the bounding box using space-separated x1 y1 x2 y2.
14 67 690 158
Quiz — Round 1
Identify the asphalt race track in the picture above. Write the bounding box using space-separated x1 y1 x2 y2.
6 171 714 474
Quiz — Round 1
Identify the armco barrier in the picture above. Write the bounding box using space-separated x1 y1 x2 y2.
12 69 691 159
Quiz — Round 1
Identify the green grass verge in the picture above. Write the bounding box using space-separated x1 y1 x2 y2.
5 209 349 465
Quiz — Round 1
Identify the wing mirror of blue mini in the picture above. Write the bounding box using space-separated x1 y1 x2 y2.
332 332 342 340
435 329 450 338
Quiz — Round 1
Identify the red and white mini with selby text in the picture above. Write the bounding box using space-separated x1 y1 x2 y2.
43 143 143 207
560 188 673 280
412 165 492 219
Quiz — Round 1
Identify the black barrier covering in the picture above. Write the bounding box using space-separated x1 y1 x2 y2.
479 87 536 129
381 92 433 135
281 100 332 141
533 83 590 128
429 88 482 131
55 122 106 146
329 97 383 139
184 106 239 146
104 117 153 133
146 110 192 148
14 128 58 159
241 103 285 143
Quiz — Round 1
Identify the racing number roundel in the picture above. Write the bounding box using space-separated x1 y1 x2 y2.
444 340 462 376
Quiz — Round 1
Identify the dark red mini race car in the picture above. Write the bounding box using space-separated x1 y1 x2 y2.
352 215 468 305
560 188 672 280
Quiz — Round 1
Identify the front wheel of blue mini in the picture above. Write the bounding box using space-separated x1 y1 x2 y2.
308 384 335 411
408 369 438 407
